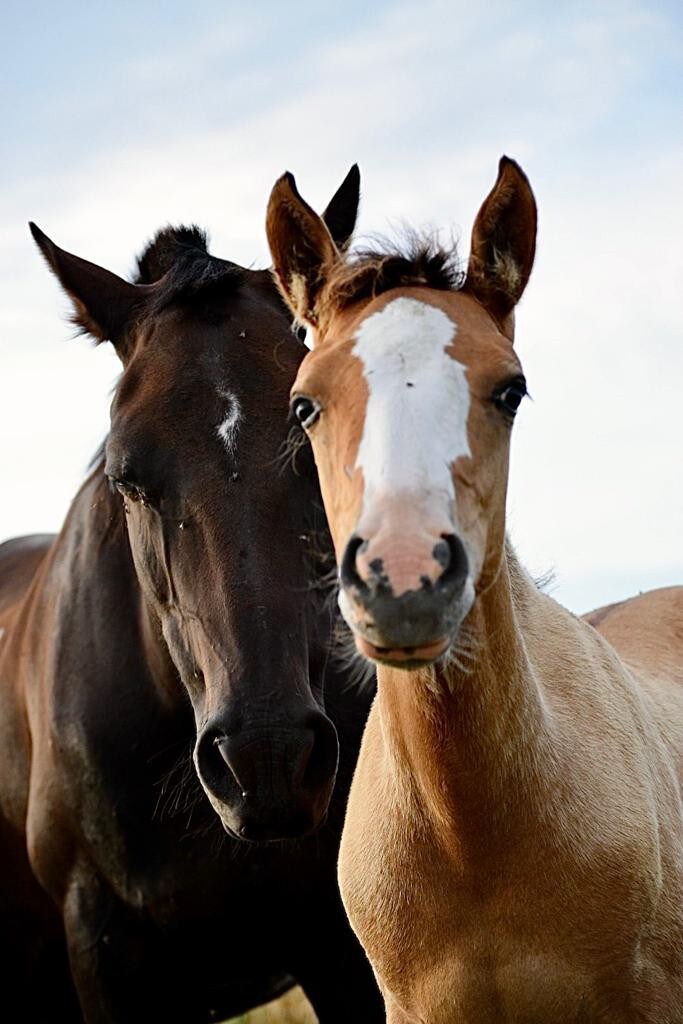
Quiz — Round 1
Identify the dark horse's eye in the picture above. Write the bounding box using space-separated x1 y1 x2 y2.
295 324 307 343
111 478 149 506
493 377 527 420
291 396 321 430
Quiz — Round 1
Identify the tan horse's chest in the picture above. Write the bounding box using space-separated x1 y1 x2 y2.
341 820 590 1021
339 716 683 1023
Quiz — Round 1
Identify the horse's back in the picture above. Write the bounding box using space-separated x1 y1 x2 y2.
585 585 683 685
0 533 78 1015
0 534 55 618
585 585 683 809
0 534 55 826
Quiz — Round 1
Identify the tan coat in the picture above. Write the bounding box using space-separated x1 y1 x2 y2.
340 565 683 1021
266 156 683 1021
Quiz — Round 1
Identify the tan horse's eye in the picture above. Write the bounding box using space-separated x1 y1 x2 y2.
493 377 527 420
291 396 321 430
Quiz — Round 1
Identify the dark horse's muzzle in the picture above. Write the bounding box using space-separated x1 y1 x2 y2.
195 708 339 842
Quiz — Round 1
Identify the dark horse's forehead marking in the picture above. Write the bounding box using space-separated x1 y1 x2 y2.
216 387 242 454
122 226 261 455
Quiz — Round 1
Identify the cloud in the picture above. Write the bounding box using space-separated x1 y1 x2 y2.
1 0 681 611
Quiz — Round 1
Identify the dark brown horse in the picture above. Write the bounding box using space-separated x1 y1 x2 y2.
0 169 382 1022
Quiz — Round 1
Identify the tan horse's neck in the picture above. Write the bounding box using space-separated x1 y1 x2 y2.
375 542 557 841
343 539 683 1019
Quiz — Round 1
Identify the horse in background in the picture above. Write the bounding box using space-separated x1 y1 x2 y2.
0 168 383 1022
267 158 683 1022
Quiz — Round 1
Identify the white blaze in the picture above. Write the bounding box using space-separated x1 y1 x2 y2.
352 297 470 505
216 389 242 452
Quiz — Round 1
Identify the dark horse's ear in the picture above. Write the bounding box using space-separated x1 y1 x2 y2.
266 172 340 329
29 222 144 361
321 164 360 253
464 156 537 337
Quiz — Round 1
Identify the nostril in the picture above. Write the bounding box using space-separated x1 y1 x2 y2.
213 732 228 761
438 533 469 591
197 715 338 809
213 733 250 796
214 733 232 765
291 730 315 787
432 537 451 571
197 726 222 768
300 714 339 792
196 728 245 802
340 535 369 592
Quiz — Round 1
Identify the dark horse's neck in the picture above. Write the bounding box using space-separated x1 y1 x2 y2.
14 451 222 857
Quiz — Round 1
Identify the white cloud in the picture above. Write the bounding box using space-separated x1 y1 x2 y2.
1 0 681 612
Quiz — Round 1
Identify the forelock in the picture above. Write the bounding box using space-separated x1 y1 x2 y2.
132 224 246 315
134 225 210 284
322 231 465 319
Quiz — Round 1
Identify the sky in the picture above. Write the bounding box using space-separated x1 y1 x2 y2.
1 0 681 613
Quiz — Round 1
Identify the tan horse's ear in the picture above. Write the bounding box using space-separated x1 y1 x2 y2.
464 156 537 335
321 164 360 253
266 172 340 328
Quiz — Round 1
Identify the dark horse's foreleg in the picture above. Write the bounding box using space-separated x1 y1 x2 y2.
0 823 81 1023
0 911 81 1023
286 895 385 1024
62 872 202 1024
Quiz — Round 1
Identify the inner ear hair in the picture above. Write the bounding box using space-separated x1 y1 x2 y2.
266 172 339 327
465 156 537 327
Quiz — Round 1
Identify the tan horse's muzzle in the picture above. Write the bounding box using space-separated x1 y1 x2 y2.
339 503 472 666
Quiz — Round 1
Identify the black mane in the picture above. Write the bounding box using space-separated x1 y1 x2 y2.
134 224 245 313
324 232 464 310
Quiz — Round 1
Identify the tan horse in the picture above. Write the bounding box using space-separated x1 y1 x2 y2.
266 158 683 1022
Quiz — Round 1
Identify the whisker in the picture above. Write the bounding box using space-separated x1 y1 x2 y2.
271 424 310 476
442 623 481 677
151 739 222 841
329 616 377 693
